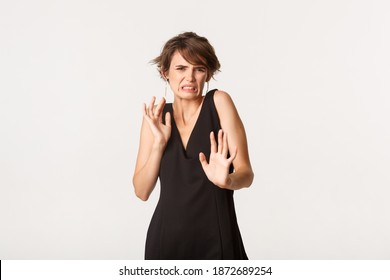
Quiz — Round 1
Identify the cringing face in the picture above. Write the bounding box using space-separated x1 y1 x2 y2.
165 51 208 98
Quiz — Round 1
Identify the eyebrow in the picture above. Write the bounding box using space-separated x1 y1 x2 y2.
174 64 206 69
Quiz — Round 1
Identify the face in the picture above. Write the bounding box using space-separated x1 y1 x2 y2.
164 51 208 99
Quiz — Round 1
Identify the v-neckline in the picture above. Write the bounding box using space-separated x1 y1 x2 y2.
172 94 207 153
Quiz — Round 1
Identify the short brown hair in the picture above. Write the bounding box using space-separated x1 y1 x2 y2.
151 32 221 81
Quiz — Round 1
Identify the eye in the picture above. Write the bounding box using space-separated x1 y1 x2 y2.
196 68 206 72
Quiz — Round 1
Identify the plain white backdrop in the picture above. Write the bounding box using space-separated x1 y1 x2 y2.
1 0 389 259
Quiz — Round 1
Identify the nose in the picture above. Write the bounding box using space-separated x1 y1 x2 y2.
185 69 195 82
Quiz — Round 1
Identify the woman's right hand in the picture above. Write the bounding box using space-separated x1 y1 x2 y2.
143 96 172 148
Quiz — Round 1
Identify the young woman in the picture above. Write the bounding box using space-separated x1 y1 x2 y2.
133 32 254 259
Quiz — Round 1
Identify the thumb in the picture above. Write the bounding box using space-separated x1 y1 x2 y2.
199 152 208 170
165 111 171 127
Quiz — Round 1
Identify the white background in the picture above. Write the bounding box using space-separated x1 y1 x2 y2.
1 0 389 259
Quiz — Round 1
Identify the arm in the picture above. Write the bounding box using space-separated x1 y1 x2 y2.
132 97 171 201
199 91 254 190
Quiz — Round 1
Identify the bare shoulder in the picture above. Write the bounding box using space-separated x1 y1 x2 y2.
213 90 234 105
213 90 239 117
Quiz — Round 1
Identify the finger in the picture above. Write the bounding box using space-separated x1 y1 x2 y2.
165 111 171 128
143 103 152 122
199 152 209 170
143 109 155 130
148 96 156 117
222 131 229 157
155 97 166 118
210 131 217 153
217 129 223 154
143 103 148 116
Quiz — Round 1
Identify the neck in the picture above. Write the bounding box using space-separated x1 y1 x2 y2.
172 96 204 125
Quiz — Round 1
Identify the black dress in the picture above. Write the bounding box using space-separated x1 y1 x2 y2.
145 89 248 260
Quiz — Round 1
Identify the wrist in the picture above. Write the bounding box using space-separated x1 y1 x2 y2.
220 176 233 189
152 139 167 151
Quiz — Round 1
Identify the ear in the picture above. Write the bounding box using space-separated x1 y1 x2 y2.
206 72 211 82
161 69 169 81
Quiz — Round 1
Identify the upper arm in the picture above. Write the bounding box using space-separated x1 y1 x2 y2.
213 90 253 175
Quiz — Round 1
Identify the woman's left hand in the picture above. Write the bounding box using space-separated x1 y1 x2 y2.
199 129 237 189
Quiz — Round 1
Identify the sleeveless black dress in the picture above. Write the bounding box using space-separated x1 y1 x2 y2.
145 90 248 260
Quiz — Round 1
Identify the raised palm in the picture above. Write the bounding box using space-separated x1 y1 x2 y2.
143 96 171 147
199 129 237 188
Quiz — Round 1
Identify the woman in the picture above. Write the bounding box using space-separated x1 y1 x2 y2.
133 32 254 259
